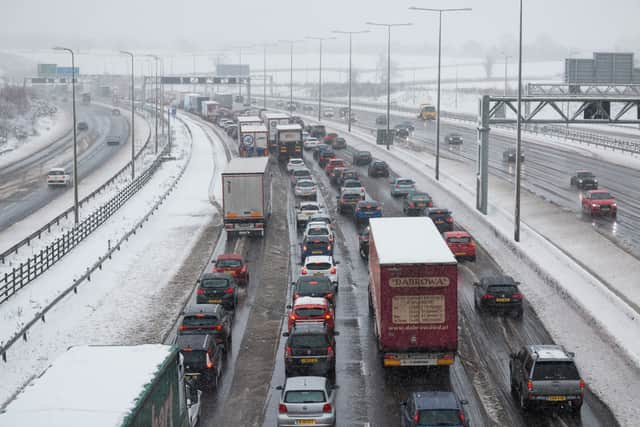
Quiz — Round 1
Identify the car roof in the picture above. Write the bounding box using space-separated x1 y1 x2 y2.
527 345 573 361
217 253 242 260
306 222 330 229
304 255 334 263
444 231 471 238
303 235 330 244
343 179 361 184
290 322 328 334
294 296 329 307
395 177 414 182
289 158 304 162
175 333 210 350
589 189 611 194
412 391 461 410
284 376 328 391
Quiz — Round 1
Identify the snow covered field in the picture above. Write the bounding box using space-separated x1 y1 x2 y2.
0 113 225 408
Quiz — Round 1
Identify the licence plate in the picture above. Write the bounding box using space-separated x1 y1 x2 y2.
224 270 235 274
296 420 316 425
416 203 426 207
455 252 467 256
312 250 322 254
208 299 222 303
495 298 511 303
435 220 444 224
313 272 324 276
185 373 200 378
548 396 566 401
300 358 318 364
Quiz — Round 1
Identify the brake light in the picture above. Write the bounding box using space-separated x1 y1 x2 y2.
214 324 223 331
301 268 308 275
325 313 332 320
527 379 533 392
279 404 288 414
197 288 204 295
225 287 234 294
579 379 585 394
303 245 308 252
409 202 415 208
482 294 495 300
446 217 454 223
413 412 419 424
285 346 292 357
469 240 476 247
325 293 333 300
327 345 334 357
322 403 332 413
289 313 296 321
330 266 337 274
179 325 186 331
206 353 214 369
327 245 332 251
293 293 300 300
512 293 523 299
428 201 433 207
459 411 465 422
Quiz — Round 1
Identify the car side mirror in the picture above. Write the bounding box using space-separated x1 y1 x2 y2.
276 385 283 391
334 331 340 336
331 384 340 390
460 399 469 405
286 304 292 309
282 332 290 337
473 282 479 286
568 351 575 358
335 261 341 265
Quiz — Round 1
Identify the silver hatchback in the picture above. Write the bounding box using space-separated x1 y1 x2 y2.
276 376 337 427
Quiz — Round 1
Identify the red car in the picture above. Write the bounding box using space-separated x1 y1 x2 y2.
581 189 617 217
323 133 338 145
324 158 345 175
212 254 249 285
287 296 335 332
443 231 476 262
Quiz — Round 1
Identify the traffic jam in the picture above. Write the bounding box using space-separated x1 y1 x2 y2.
167 98 610 427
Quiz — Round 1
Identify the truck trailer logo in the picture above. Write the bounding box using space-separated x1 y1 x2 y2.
389 277 450 288
242 134 255 146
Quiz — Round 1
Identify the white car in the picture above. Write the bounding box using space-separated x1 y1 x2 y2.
303 137 320 151
303 221 334 243
276 376 337 427
296 202 323 229
294 179 317 200
301 255 339 288
323 109 335 118
46 168 71 186
290 168 312 186
340 179 365 198
287 158 306 174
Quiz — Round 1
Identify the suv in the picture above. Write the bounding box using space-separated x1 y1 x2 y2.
196 272 238 311
178 303 232 349
301 255 339 288
353 150 372 166
283 323 338 378
570 171 598 189
509 345 585 414
368 160 390 177
175 334 224 390
337 192 364 214
473 275 523 317
276 376 337 427
403 191 433 216
427 208 453 233
212 253 249 285
400 391 469 427
291 276 335 307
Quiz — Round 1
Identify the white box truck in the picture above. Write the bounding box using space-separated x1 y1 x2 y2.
262 112 290 152
0 344 201 427
239 124 269 157
222 157 271 237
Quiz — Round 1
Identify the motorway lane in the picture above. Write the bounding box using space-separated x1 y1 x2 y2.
0 104 129 232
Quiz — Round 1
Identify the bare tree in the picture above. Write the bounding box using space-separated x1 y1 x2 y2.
484 53 495 80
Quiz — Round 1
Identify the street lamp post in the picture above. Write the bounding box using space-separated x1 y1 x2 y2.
306 36 336 122
259 43 277 110
278 40 303 115
235 45 254 98
119 51 136 180
333 30 370 132
366 22 412 150
144 54 160 153
514 0 524 242
53 46 79 225
501 53 512 96
409 6 471 178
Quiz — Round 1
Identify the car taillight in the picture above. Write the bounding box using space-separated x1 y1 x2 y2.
322 403 332 413
279 404 288 414
330 266 337 274
197 288 204 295
301 268 308 275
289 313 296 321
325 313 332 320
446 217 454 223
293 293 300 300
303 245 308 252
482 294 495 300
214 324 223 331
179 325 186 331
327 245 332 251
512 293 523 299
428 201 433 207
327 345 334 357
285 346 292 357
225 287 234 294
413 412 419 424
469 240 476 247
409 202 415 208
527 380 533 391
579 379 585 392
325 293 334 300
459 411 465 422
206 353 214 369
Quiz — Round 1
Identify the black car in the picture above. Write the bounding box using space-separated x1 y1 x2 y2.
337 169 359 187
395 128 410 139
353 150 372 166
358 227 370 260
400 391 469 427
403 191 433 216
283 323 338 379
300 235 334 263
503 148 525 162
445 133 464 145
368 160 390 177
196 272 238 311
178 303 233 349
337 192 363 214
427 208 453 232
292 275 335 306
333 137 347 149
77 121 89 131
473 275 523 318
375 115 387 125
175 334 224 390
570 171 598 189
395 121 415 133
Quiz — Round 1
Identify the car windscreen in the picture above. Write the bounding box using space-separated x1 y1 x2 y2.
201 278 230 289
181 350 206 369
182 315 218 327
342 194 361 201
447 236 470 244
294 170 311 177
301 205 319 211
295 308 326 317
397 179 414 185
373 162 386 167
297 181 315 188
284 390 326 404
487 285 518 294
216 259 241 268
306 262 332 270
290 334 329 348
357 204 379 212
307 228 328 236
532 361 580 380
344 181 362 187
49 170 65 175
410 194 430 201
418 409 462 426
297 278 332 293
423 106 436 112
590 192 612 200
577 172 594 178
430 212 451 220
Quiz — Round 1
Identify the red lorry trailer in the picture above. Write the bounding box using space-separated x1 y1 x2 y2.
368 217 458 367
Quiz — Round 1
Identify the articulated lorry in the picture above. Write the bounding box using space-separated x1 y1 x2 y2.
0 344 201 427
262 112 291 153
276 123 303 162
368 217 458 367
239 124 269 157
222 157 271 237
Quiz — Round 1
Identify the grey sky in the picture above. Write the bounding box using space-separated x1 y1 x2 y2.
2 0 639 53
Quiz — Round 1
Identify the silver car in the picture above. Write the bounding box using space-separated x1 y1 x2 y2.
295 179 318 200
276 376 337 427
390 177 416 197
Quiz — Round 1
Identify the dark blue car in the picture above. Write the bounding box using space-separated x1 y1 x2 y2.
354 200 382 226
300 235 333 263
400 391 469 427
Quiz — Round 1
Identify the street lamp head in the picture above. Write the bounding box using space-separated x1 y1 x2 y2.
409 6 472 12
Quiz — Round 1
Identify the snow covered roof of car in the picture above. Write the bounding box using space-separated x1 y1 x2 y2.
0 344 175 427
222 157 269 174
369 217 456 265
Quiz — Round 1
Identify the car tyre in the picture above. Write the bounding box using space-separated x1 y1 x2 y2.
519 391 530 411
570 399 583 416
513 308 523 320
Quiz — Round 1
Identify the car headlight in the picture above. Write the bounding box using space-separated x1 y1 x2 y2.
612 203 617 207
594 179 598 183
578 179 583 183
